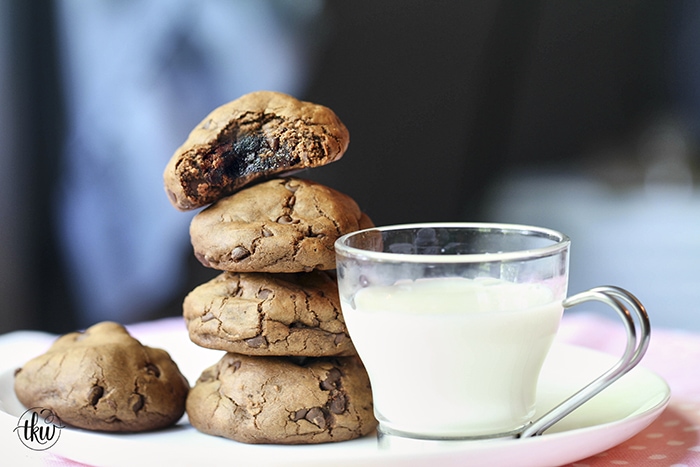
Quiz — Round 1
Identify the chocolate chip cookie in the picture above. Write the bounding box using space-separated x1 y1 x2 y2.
13 322 189 432
184 270 355 357
186 352 376 444
164 91 349 211
190 177 373 273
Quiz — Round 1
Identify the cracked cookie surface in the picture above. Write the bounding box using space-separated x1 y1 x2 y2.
13 322 189 432
164 90 349 211
184 270 355 356
186 352 376 444
190 177 373 273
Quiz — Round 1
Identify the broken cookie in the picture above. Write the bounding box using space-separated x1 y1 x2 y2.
189 177 373 273
186 352 376 444
13 322 189 432
184 270 355 357
163 90 349 211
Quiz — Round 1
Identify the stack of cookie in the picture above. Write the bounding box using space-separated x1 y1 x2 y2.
163 91 378 444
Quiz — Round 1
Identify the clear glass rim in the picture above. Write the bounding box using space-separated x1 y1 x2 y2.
334 222 570 264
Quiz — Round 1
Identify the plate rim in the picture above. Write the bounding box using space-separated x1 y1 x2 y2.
0 340 671 467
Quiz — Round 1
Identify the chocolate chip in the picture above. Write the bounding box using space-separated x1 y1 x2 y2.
284 180 300 192
231 246 250 261
291 408 308 421
276 215 294 224
334 334 347 345
257 288 273 300
221 355 242 372
87 385 104 406
130 393 145 413
228 359 241 372
329 391 347 414
145 363 161 378
305 407 327 429
245 335 268 348
320 368 342 390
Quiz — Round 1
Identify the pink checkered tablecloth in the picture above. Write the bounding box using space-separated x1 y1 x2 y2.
3 313 700 467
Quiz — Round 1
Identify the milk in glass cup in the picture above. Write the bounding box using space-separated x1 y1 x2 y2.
334 223 650 441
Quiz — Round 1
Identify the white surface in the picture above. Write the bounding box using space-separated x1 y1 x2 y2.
0 328 670 467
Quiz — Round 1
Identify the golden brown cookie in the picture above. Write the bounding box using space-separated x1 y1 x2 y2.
13 322 189 432
186 352 376 444
164 91 349 211
190 177 373 273
184 270 355 357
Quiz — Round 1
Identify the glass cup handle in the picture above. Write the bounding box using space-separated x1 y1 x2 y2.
519 286 651 438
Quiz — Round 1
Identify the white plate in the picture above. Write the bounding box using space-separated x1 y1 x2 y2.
0 330 670 467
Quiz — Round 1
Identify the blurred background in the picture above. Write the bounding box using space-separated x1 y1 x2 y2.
1 0 698 334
